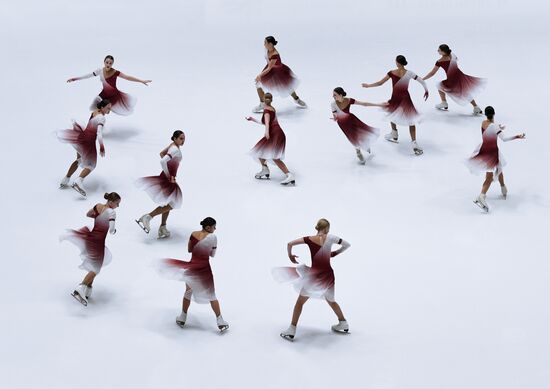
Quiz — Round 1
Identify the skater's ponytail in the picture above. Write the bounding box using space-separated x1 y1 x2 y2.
171 130 184 141
438 44 451 55
333 87 347 97
96 99 111 109
104 55 114 62
265 36 278 46
315 218 330 232
200 217 217 228
396 55 408 66
104 192 121 202
484 106 495 120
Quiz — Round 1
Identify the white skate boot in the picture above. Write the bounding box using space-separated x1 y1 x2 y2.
435 101 449 110
356 149 366 165
71 284 88 306
158 225 171 239
59 176 70 189
216 315 229 332
71 178 86 197
412 141 424 156
85 285 93 299
136 214 152 233
501 185 508 199
293 98 307 109
255 164 270 179
176 312 187 328
473 106 483 115
280 324 296 341
280 172 296 186
385 130 398 143
474 194 489 212
331 320 350 333
252 103 264 113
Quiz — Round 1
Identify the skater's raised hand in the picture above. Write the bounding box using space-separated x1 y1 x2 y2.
66 77 78 83
361 83 370 88
141 80 152 86
288 254 299 264
245 116 258 123
516 133 526 139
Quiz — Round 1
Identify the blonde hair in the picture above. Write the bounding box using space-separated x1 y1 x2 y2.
315 218 330 231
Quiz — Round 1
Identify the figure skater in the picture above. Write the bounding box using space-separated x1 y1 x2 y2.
67 55 151 115
422 44 485 114
159 217 229 332
57 99 112 197
331 87 385 164
253 36 307 112
273 219 351 341
246 93 296 185
467 106 525 212
61 192 120 306
136 130 185 238
362 55 429 155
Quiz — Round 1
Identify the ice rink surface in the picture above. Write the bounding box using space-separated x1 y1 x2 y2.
1 1 549 388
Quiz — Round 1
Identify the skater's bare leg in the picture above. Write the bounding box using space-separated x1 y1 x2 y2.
161 210 170 226
82 271 97 287
182 285 192 313
481 172 494 194
256 87 265 102
259 158 267 166
210 300 222 317
290 295 309 326
498 173 505 187
326 299 346 321
409 125 417 142
79 168 92 179
438 90 447 102
470 99 478 107
149 205 172 218
66 157 80 178
273 159 289 174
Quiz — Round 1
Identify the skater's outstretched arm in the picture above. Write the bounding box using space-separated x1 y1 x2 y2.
66 70 97 83
118 72 152 85
422 65 439 81
287 238 305 264
331 238 351 257
498 128 526 142
354 100 387 108
362 74 390 88
413 74 429 100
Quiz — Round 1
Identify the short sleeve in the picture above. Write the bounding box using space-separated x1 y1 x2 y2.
387 71 392 77
349 98 356 105
303 236 310 244
114 70 121 77
435 60 441 67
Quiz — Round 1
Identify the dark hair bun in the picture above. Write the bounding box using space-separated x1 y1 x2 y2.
438 44 452 55
265 36 278 46
104 192 121 202
396 55 408 66
333 87 347 97
484 106 495 119
171 130 184 141
200 217 217 228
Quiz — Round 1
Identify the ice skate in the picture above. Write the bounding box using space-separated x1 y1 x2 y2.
435 101 449 111
474 194 489 212
412 141 424 156
473 106 483 115
252 103 264 113
331 320 350 334
255 164 270 180
216 315 229 332
135 214 152 233
71 181 86 197
280 325 296 341
293 98 307 109
176 312 187 328
501 185 508 199
280 172 295 186
85 285 93 299
71 284 88 306
59 176 70 189
158 225 171 239
385 130 398 143
356 149 366 165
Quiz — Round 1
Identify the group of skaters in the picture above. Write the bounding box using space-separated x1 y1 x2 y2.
56 37 525 340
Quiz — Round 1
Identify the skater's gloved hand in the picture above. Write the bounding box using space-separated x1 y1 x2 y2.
288 254 299 264
423 91 429 100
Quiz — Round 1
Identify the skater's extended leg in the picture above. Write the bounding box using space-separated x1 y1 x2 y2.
150 205 172 218
481 172 493 194
273 159 289 174
438 90 447 102
182 285 192 313
409 125 417 142
290 295 309 326
326 299 345 321
210 300 221 317
82 271 96 287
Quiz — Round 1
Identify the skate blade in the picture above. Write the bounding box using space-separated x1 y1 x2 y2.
157 234 170 239
296 105 308 109
176 320 185 328
254 175 270 180
71 184 86 197
218 325 229 332
59 184 70 189
71 292 87 306
332 328 350 334
414 150 424 156
385 138 399 143
473 200 489 212
436 107 448 111
135 219 150 234
280 334 295 341
280 181 296 186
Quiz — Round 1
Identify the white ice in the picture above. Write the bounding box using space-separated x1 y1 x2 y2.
1 1 549 388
